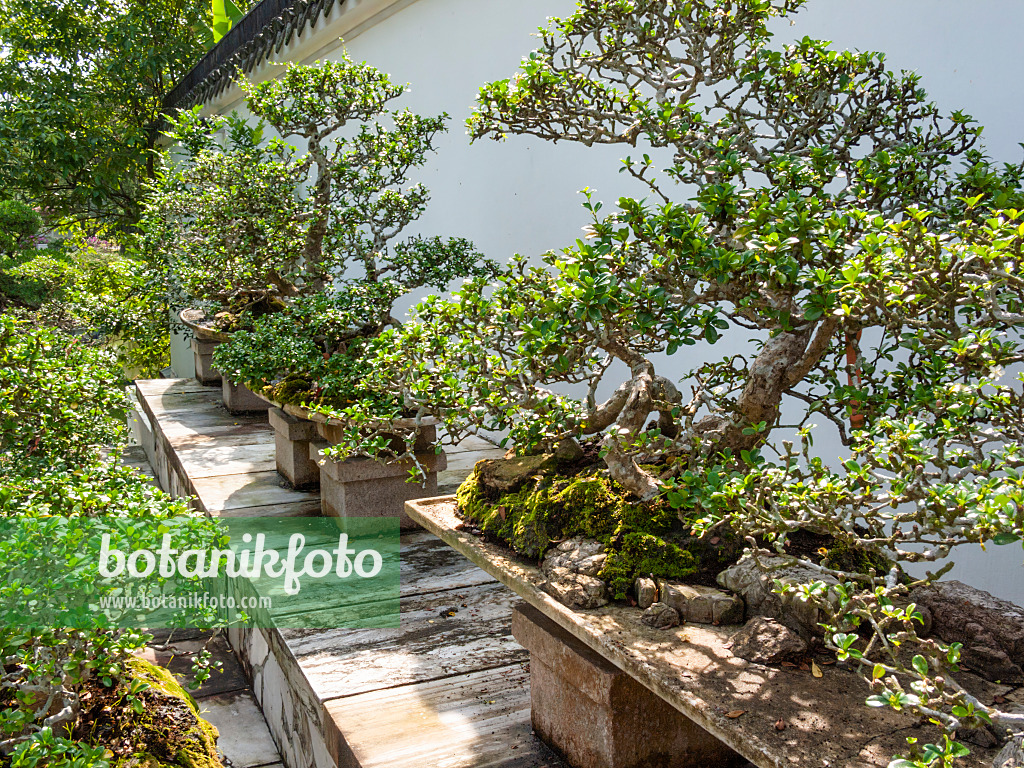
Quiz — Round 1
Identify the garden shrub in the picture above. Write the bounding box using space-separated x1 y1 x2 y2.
0 315 221 761
0 200 41 256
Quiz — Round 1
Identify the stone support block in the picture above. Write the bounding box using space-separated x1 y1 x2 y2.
658 582 745 625
511 603 743 768
222 378 270 415
191 337 222 385
312 445 447 530
268 407 321 489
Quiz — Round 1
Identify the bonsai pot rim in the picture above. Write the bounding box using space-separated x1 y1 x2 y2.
178 308 233 343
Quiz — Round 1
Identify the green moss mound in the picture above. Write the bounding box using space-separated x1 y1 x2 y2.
77 658 221 768
457 458 705 600
600 532 697 600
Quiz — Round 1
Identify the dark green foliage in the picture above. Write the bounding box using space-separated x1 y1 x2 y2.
0 0 209 231
0 200 41 255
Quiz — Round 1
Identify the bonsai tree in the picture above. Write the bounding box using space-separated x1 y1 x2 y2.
146 51 470 330
212 54 496 415
327 1 1024 762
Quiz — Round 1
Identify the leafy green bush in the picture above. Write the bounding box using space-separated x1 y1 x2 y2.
0 200 41 256
0 315 220 759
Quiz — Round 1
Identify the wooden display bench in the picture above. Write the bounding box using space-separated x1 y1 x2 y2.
405 496 1007 768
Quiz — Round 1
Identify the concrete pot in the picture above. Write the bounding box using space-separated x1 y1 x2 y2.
267 400 444 525
178 309 232 386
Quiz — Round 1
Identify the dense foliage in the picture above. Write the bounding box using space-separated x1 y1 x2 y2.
320 1 1024 762
0 0 211 233
0 201 41 257
0 315 220 761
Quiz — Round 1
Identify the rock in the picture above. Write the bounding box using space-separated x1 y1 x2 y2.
729 617 808 664
543 566 609 609
635 577 657 609
553 438 584 463
542 537 606 578
962 644 1024 685
910 581 1024 684
641 602 680 629
717 554 839 638
476 454 555 493
658 581 744 625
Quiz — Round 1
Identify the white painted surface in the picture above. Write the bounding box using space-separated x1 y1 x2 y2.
192 0 1024 602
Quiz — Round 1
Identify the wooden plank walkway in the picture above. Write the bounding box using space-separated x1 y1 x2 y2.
132 378 563 768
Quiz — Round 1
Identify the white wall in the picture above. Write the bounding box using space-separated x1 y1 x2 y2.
190 0 1024 602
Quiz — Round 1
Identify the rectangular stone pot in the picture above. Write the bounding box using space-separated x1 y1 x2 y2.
312 444 447 530
511 603 744 768
268 407 322 489
192 337 222 385
222 378 271 415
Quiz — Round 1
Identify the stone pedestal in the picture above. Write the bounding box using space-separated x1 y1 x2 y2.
268 407 322 489
312 445 447 530
511 603 744 768
192 337 222 385
222 378 270 415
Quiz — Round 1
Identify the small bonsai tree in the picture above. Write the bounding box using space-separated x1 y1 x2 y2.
211 54 496 414
329 1 1024 761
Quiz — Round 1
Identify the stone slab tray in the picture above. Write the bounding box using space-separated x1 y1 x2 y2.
405 496 1000 768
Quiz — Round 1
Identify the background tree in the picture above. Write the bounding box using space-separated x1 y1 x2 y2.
0 0 216 233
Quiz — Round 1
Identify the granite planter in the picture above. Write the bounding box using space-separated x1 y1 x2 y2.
266 400 445 524
178 308 231 386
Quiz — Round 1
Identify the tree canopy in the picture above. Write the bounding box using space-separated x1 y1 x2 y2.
0 0 212 231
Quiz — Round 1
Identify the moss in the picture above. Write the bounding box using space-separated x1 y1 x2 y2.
267 374 314 405
821 539 892 575
80 658 221 768
600 532 698 600
457 461 684 561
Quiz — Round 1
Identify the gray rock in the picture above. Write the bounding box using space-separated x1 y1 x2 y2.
717 554 839 638
962 643 1023 685
542 538 606 578
641 602 680 629
553 438 584 463
729 617 808 664
543 566 608 609
910 581 1024 684
658 581 744 625
635 577 657 610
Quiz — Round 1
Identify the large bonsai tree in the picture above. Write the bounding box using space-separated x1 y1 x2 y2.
333 1 1024 763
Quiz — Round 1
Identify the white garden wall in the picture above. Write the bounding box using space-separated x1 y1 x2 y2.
174 0 1024 602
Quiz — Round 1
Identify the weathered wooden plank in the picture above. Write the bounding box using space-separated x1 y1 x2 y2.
136 378 212 397
281 581 527 701
165 426 275 451
325 662 566 768
175 442 277 478
443 434 500 454
241 529 497 624
141 389 222 417
192 471 321 517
